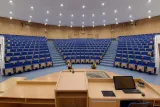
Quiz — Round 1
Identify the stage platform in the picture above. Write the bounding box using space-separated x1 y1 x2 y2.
0 69 159 107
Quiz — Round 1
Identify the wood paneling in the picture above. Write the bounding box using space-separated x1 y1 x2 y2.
0 16 160 39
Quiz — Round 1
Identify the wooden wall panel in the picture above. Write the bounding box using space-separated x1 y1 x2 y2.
0 16 159 39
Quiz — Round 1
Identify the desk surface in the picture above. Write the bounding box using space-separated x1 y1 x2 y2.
88 79 160 100
56 71 87 91
0 77 26 93
1 82 56 99
0 69 159 103
33 72 60 82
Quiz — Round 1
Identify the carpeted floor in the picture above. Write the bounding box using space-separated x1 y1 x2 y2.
0 64 160 85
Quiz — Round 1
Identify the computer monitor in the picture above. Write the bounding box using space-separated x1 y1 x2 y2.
113 76 136 90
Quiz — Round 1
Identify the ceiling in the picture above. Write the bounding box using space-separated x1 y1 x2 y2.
0 0 159 27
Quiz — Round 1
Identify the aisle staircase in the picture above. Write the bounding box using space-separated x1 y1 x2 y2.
47 41 66 66
100 41 118 67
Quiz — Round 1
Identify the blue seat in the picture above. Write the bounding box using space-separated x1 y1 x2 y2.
21 52 28 56
128 55 134 60
46 58 53 67
39 59 46 68
143 56 151 63
114 58 121 67
128 60 137 70
116 54 122 58
24 61 32 72
134 51 141 55
14 62 24 74
146 62 156 74
33 55 39 59
26 56 33 61
121 59 128 69
18 56 26 62
4 63 14 76
136 61 146 72
14 52 21 56
122 54 128 59
141 52 148 56
81 55 86 64
32 60 40 70
135 56 142 62
76 56 81 63
10 57 18 63
65 56 71 63
94 56 100 64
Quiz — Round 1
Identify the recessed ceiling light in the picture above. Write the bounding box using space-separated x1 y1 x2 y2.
114 10 117 13
58 24 60 27
148 10 151 13
82 5 85 9
116 22 118 24
101 3 105 6
128 6 131 9
115 18 118 21
82 14 85 17
92 21 94 24
71 14 74 17
103 20 105 22
28 20 31 23
103 24 106 26
45 19 48 22
31 6 34 10
71 22 73 24
148 16 151 19
60 4 63 7
10 17 12 20
59 21 61 23
148 0 151 3
103 12 105 15
130 19 133 22
9 11 12 14
59 13 62 16
92 14 95 17
82 22 84 24
47 11 49 14
129 15 132 18
9 0 13 4
30 16 32 18
45 23 47 25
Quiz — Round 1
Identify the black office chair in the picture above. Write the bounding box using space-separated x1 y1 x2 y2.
128 102 153 107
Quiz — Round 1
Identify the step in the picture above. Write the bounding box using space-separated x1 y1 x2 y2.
54 60 65 63
53 59 64 61
102 59 115 61
101 61 114 64
100 63 114 67
53 63 66 67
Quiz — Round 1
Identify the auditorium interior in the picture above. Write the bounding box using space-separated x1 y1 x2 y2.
0 0 160 107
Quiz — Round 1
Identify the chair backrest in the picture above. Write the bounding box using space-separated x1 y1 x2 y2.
128 102 153 107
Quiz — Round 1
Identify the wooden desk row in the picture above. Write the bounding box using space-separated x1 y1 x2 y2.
0 69 159 107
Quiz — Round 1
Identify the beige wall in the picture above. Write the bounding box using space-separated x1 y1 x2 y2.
0 16 160 39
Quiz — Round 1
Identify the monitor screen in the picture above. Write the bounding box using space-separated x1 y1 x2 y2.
113 76 136 90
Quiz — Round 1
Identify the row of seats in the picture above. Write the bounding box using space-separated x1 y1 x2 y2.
114 58 155 74
65 55 101 64
115 34 156 74
54 38 112 63
6 54 51 63
3 34 53 76
4 58 53 76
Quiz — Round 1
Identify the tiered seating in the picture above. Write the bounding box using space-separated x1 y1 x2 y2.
4 35 53 76
54 38 111 64
114 34 156 74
